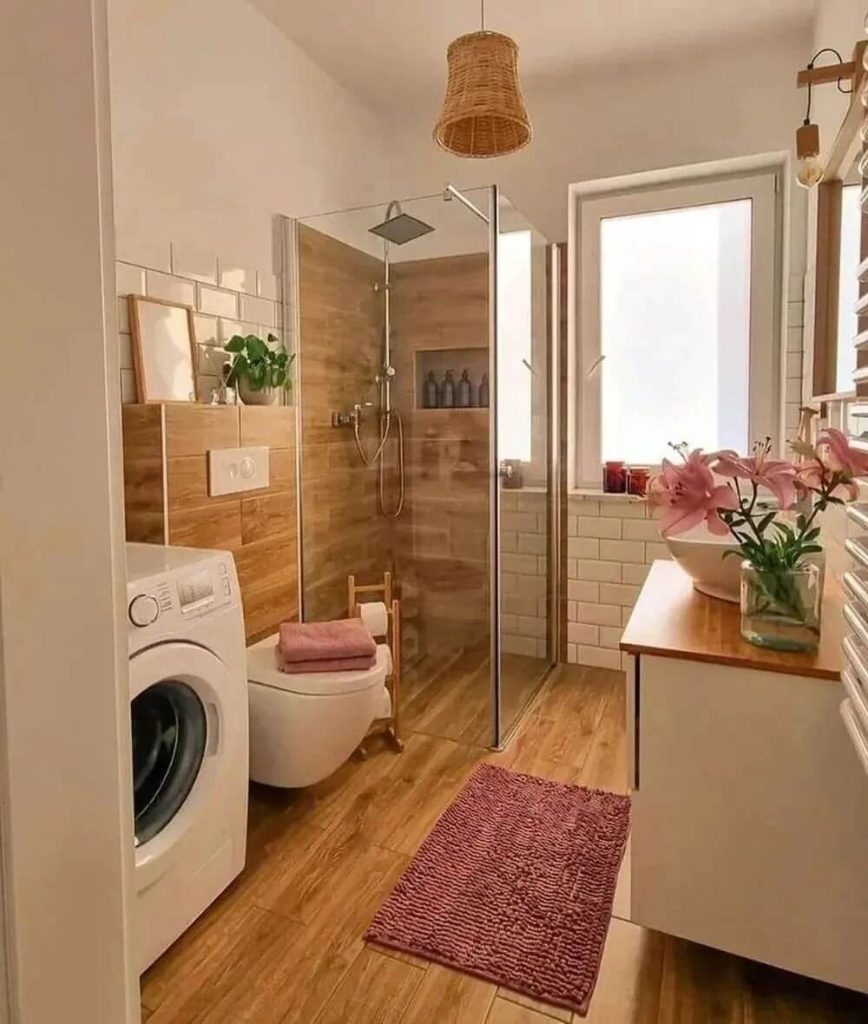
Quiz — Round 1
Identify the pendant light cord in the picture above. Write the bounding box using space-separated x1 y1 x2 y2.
803 47 852 125
480 0 485 32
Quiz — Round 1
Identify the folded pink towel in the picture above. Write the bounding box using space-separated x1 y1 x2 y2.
278 653 377 675
278 617 375 664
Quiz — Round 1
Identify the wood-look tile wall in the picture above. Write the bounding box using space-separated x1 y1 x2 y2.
390 253 491 660
122 404 298 642
297 225 393 623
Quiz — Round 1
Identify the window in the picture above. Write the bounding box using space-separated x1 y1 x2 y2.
497 229 532 462
575 171 778 485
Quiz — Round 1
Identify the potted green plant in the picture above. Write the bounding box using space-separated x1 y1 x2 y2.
223 333 295 406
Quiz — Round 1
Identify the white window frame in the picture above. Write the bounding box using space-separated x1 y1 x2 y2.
569 163 782 489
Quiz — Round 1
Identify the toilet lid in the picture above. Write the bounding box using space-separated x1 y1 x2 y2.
247 635 389 696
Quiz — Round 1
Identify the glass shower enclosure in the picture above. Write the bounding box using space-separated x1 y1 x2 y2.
288 185 556 747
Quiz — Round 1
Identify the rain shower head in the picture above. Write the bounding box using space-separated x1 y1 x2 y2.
369 201 434 246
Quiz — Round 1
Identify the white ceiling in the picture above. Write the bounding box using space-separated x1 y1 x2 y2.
252 0 816 112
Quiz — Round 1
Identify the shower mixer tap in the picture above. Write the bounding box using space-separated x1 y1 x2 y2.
330 402 373 429
375 365 396 385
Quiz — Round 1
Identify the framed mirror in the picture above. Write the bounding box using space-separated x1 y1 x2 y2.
128 295 198 403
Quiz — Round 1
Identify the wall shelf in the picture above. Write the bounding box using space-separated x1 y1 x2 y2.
414 346 489 410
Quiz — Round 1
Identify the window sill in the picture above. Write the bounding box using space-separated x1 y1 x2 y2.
569 487 646 502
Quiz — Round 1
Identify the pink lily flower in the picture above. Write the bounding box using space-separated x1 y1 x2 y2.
714 439 798 510
817 428 868 480
650 449 739 537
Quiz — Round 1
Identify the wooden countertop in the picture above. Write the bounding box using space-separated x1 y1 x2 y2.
620 561 843 681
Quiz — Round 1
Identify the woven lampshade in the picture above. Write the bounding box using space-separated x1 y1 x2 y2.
433 30 532 158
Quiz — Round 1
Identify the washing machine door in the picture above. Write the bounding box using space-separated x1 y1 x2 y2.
129 641 230 884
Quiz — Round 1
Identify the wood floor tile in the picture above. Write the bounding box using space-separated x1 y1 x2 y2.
311 947 424 1024
140 898 254 1010
146 905 305 1023
574 679 628 793
289 739 404 834
258 825 406 930
611 838 631 921
486 995 564 1023
140 662 864 1024
400 964 497 1024
657 935 745 1024
365 736 480 855
367 940 434 971
495 989 571 1022
532 688 612 770
581 918 664 1024
742 959 868 1022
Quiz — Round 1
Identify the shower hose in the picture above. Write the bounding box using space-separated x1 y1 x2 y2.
353 408 405 517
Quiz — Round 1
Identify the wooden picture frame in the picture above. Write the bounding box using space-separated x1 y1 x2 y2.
128 294 198 404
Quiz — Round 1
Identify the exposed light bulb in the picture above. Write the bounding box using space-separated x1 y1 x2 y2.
796 155 824 188
795 120 822 188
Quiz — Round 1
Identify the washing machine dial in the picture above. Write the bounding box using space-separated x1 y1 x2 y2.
129 594 160 628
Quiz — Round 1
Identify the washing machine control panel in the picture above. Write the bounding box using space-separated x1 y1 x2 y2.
129 594 160 627
127 553 238 635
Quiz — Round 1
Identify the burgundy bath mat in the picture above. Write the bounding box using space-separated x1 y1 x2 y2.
365 763 630 1016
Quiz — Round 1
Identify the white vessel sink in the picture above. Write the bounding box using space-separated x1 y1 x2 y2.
664 526 741 603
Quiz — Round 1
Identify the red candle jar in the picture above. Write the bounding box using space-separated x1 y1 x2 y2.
627 467 650 496
603 461 627 493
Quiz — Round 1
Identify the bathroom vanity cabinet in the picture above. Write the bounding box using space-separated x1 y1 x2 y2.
621 561 868 995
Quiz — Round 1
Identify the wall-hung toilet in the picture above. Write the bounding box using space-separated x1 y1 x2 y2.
247 634 392 787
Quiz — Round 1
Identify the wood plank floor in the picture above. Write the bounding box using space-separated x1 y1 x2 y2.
141 664 868 1023
401 644 548 746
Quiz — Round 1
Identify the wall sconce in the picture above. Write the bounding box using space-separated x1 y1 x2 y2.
795 48 855 189
796 120 823 188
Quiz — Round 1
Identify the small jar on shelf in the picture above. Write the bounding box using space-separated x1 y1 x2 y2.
603 461 627 493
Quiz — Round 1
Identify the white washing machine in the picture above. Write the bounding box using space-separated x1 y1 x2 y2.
126 543 248 972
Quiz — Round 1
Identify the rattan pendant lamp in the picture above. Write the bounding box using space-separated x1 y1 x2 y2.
433 0 532 158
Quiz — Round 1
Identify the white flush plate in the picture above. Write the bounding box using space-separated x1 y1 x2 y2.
208 446 269 497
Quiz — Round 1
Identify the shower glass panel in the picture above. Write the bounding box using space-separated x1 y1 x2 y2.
291 186 554 748
294 190 494 745
494 192 554 742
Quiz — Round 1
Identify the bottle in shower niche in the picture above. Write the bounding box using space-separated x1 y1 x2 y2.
423 370 439 409
440 370 455 408
456 369 472 408
478 372 489 408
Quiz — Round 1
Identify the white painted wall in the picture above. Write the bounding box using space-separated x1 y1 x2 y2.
389 28 811 243
108 0 401 270
0 0 137 1019
811 0 867 151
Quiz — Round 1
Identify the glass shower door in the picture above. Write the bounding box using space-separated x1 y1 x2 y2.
492 189 554 746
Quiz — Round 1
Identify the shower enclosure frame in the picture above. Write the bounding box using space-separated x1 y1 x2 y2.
487 187 503 745
282 185 560 750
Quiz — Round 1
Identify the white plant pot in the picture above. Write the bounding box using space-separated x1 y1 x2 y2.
238 380 278 406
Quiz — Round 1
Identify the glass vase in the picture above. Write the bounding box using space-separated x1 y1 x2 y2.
739 562 822 652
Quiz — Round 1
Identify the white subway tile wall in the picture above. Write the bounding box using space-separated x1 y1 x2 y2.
501 490 548 659
146 270 196 306
115 244 286 404
784 281 805 438
218 261 257 295
170 243 218 285
566 494 669 671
